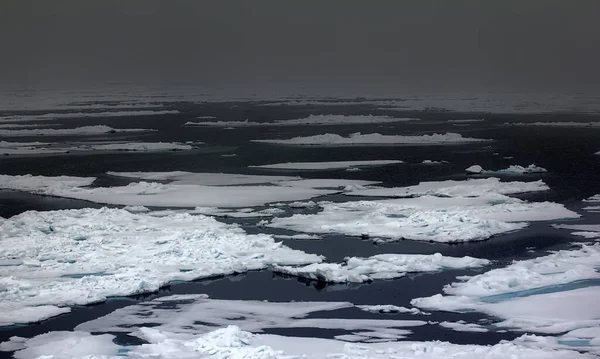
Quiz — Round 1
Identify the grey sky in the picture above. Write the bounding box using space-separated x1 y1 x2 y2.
1 1 599 95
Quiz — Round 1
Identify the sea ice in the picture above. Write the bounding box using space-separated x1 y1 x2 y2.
465 165 483 174
357 305 429 315
0 208 322 326
268 195 578 242
185 114 419 127
86 142 194 151
507 122 600 128
0 174 96 192
252 132 490 146
466 164 547 175
0 110 178 123
345 177 549 198
412 243 600 334
107 171 300 185
250 160 403 170
0 125 154 136
273 253 490 283
6 325 592 359
439 321 489 332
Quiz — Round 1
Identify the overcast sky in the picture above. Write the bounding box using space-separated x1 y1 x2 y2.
1 1 599 95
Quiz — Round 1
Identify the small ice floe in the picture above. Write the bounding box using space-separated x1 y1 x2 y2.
412 243 600 341
0 208 322 326
6 325 592 358
439 320 489 332
553 224 600 240
272 253 490 283
421 159 449 164
448 119 485 123
357 305 430 315
85 142 195 151
250 160 403 170
465 164 547 175
0 125 154 136
0 110 178 123
0 141 71 155
185 114 419 127
252 132 490 146
506 121 600 128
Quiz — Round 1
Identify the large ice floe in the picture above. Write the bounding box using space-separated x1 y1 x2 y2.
0 172 368 208
0 125 154 136
506 121 600 128
268 178 577 242
0 141 197 156
465 164 547 175
3 324 592 359
0 141 71 155
252 132 490 146
272 253 490 283
411 243 600 352
0 208 322 326
184 114 419 127
250 160 403 170
83 141 194 151
0 110 178 123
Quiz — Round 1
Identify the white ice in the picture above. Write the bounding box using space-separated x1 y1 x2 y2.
273 253 490 283
421 159 448 164
412 243 600 334
0 174 96 193
85 142 194 151
75 294 424 342
252 132 490 146
107 171 300 185
507 122 600 128
6 325 592 359
0 125 154 136
345 177 549 198
185 114 419 127
268 195 578 242
439 321 489 332
448 119 485 123
357 305 429 315
250 160 403 170
466 164 547 175
584 195 600 203
0 208 322 326
554 224 600 239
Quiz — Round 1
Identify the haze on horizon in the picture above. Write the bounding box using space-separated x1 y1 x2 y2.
1 0 599 97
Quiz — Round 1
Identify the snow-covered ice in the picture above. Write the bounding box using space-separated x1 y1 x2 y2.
412 243 600 335
273 253 490 283
554 224 600 239
185 114 419 127
0 208 321 326
268 195 578 242
466 164 547 175
250 160 403 170
345 178 549 198
439 321 489 332
0 125 154 136
107 171 300 185
357 305 429 315
5 325 592 359
0 174 96 192
421 159 448 164
85 142 194 151
252 132 490 146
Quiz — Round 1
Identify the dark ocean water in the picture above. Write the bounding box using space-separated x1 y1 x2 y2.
1 102 600 352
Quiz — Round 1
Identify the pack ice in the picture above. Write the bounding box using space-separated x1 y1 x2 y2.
0 208 321 326
252 132 490 145
268 178 577 243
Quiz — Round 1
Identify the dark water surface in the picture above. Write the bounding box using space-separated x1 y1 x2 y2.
1 102 600 352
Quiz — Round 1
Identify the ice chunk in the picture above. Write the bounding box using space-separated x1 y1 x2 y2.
584 195 600 203
273 234 322 240
465 165 483 174
252 132 490 146
421 159 448 164
0 208 321 325
439 321 489 332
412 243 600 334
268 195 577 242
185 114 419 127
0 125 154 136
357 305 429 315
273 253 490 283
250 160 403 170
5 331 119 359
345 178 549 198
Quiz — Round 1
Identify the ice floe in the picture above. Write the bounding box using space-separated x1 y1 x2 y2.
357 305 429 315
107 171 300 185
250 160 403 170
412 243 600 335
0 208 321 326
84 142 194 151
5 325 592 359
252 132 490 146
0 125 154 136
439 321 489 332
448 119 485 123
0 174 96 193
421 159 448 164
466 164 547 175
185 114 419 127
506 122 600 128
273 253 490 283
268 195 578 242
554 224 600 239
74 294 424 340
345 177 549 198
0 110 178 123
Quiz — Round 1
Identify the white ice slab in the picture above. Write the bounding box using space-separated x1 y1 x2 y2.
0 208 322 326
0 125 154 136
107 171 299 185
412 243 600 334
86 142 194 151
466 164 547 175
357 305 429 315
250 160 403 170
345 178 549 198
268 195 579 242
273 253 490 283
252 132 490 146
7 325 591 359
439 321 489 332
75 294 424 340
0 174 96 192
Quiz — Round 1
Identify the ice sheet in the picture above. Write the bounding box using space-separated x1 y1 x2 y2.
273 253 490 283
0 208 321 326
250 160 403 170
345 178 549 198
268 195 578 242
252 132 490 145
